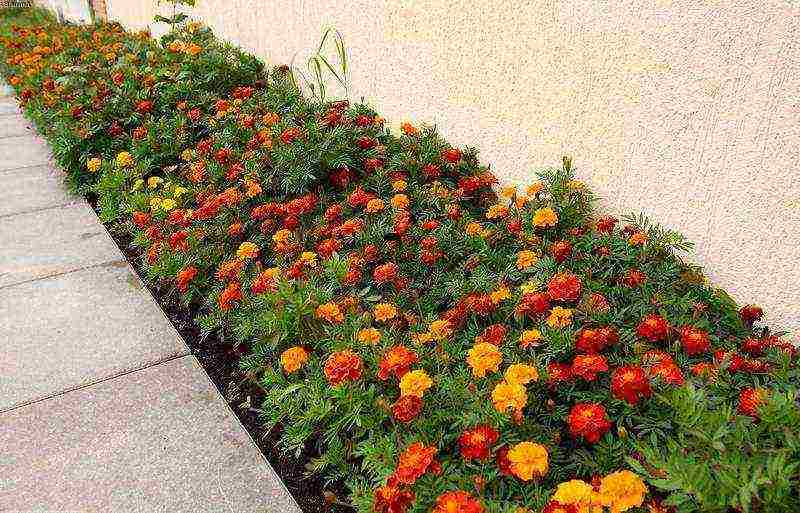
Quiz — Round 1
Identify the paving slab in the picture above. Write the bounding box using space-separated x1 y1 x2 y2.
0 164 73 217
0 356 301 512
0 113 33 138
0 96 20 115
0 134 51 170
0 263 189 411
0 202 121 287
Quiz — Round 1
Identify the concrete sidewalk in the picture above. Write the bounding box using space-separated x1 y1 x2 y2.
0 94 301 512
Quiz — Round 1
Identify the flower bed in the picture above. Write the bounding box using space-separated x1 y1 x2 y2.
2 9 799 513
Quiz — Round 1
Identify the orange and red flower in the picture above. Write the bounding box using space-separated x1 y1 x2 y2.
636 313 670 342
547 272 582 302
611 365 652 405
571 354 609 381
568 402 612 444
377 345 419 380
458 425 499 461
680 326 710 356
323 349 363 385
392 442 438 485
432 491 484 513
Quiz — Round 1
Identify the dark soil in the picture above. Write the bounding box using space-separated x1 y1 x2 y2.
86 196 355 513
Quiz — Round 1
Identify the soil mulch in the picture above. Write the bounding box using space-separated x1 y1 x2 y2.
87 196 355 513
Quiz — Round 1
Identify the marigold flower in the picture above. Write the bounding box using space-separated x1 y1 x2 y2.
507 441 548 481
86 157 101 173
376 345 418 381
552 479 597 507
316 302 344 323
519 329 543 348
486 204 509 219
547 272 582 302
432 491 484 513
393 442 437 485
391 395 422 423
475 324 507 345
611 366 652 405
218 282 242 311
281 346 309 373
516 292 551 318
568 403 612 444
323 349 363 385
357 327 381 344
392 179 407 191
532 207 558 228
628 231 648 246
636 314 670 342
516 250 539 270
236 241 259 260
467 342 502 378
400 121 418 136
738 387 766 418
575 326 618 354
504 363 539 385
650 361 684 385
465 221 484 237
115 151 133 168
373 262 399 284
599 470 647 512
429 319 453 340
176 265 198 292
374 303 398 322
490 285 511 303
571 354 609 381
373 482 414 513
391 194 410 209
492 381 527 414
458 425 499 461
547 306 573 328
679 326 710 356
366 198 385 213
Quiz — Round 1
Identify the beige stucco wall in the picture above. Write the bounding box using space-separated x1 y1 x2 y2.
100 1 800 330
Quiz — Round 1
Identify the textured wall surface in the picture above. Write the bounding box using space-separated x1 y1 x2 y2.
103 0 800 329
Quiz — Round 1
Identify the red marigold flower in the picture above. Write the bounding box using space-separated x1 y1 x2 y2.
547 272 582 302
373 482 414 513
738 387 766 418
374 262 399 284
316 238 342 259
571 354 609 381
377 345 419 380
145 225 162 241
691 362 716 378
132 211 151 228
622 268 647 287
680 326 711 356
391 395 422 423
650 361 684 385
496 446 514 476
515 292 551 318
324 349 363 386
469 294 497 316
574 326 618 354
611 366 652 405
280 126 301 144
218 282 242 311
551 240 572 262
547 362 573 385
641 350 673 367
476 324 507 346
543 502 579 513
739 304 763 326
568 402 612 444
168 230 189 252
442 148 462 163
393 442 438 485
636 313 670 342
595 215 618 234
432 490 484 513
176 266 198 293
251 269 278 295
458 425 499 461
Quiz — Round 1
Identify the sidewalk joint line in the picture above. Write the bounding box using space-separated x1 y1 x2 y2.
0 258 128 291
0 162 54 174
0 201 75 220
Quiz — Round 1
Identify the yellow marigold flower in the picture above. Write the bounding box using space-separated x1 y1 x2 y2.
568 179 584 189
365 198 385 213
391 194 410 210
490 285 511 303
547 306 573 328
467 342 502 378
173 186 188 199
500 186 517 198
526 181 544 195
492 381 527 413
532 207 558 228
516 250 538 270
86 157 101 173
300 251 317 265
316 302 343 324
272 229 291 244
374 303 398 323
357 328 381 344
411 331 433 345
505 363 539 385
429 319 452 340
392 180 407 192
236 242 259 260
147 176 163 189
553 479 596 506
465 222 484 237
519 329 543 347
507 442 549 481
149 197 162 211
115 151 133 168
599 470 647 513
520 280 540 294
399 369 433 398
160 198 176 211
180 148 194 161
281 346 309 373
485 204 509 219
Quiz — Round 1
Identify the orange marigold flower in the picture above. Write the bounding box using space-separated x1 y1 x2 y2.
465 221 485 237
391 395 422 423
486 204 509 219
571 354 609 381
236 241 259 260
357 327 381 344
568 402 612 444
679 326 710 356
374 303 398 322
532 207 558 228
176 265 198 292
467 342 502 378
598 470 647 513
552 480 598 509
281 346 309 373
611 366 652 405
458 425 499 461
316 302 344 323
547 272 582 302
218 282 242 311
393 442 438 485
507 441 549 481
547 306 573 328
432 490 484 513
392 179 407 192
378 345 419 380
366 198 385 213
373 262 399 284
516 250 539 270
636 313 670 342
519 329 543 348
504 363 539 385
390 193 410 209
399 369 433 398
492 381 527 414
251 267 279 294
629 231 648 246
373 482 414 513
323 349 363 385
429 319 453 341
400 121 418 136
738 387 766 418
